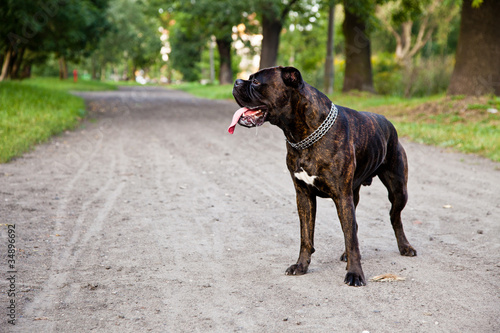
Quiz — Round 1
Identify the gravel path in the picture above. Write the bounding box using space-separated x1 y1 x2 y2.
1 86 499 332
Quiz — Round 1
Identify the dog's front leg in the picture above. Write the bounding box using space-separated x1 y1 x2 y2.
334 195 366 286
286 185 316 275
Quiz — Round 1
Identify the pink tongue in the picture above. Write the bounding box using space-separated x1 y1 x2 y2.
228 107 249 134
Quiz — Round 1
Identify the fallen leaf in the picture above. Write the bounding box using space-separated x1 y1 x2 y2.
370 273 406 282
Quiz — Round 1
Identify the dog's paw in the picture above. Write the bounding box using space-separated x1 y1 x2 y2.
399 244 417 257
344 271 366 287
340 252 362 262
285 263 308 276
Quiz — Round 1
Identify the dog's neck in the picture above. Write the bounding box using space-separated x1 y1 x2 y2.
279 83 333 145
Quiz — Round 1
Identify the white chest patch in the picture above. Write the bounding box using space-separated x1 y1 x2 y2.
294 168 318 187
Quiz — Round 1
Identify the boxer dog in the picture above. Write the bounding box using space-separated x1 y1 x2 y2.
228 66 416 286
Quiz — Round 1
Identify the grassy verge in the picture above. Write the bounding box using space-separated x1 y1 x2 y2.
171 82 500 162
20 77 118 92
0 78 116 163
370 95 500 162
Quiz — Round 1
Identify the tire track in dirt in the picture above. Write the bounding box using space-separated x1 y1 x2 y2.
148 141 226 330
144 131 268 330
118 96 298 330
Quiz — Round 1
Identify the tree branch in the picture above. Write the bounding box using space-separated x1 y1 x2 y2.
281 0 299 22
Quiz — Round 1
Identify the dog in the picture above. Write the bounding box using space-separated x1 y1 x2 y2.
228 66 416 286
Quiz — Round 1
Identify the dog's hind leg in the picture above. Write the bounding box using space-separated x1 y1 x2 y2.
378 142 417 257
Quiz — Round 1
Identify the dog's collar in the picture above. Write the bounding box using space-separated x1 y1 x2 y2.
286 103 338 150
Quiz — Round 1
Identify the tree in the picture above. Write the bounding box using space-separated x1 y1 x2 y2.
448 0 500 96
215 33 233 84
91 0 161 81
342 0 375 92
0 0 45 80
376 0 460 96
323 0 336 94
169 13 206 82
200 0 246 84
44 0 110 79
380 0 459 65
0 0 110 81
278 1 340 88
166 0 248 84
165 0 246 84
253 0 300 69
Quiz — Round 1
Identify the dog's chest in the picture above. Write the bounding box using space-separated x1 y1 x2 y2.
294 168 318 187
287 151 334 196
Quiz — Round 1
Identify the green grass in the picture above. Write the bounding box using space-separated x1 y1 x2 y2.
0 78 116 163
171 82 499 162
394 119 499 162
21 77 118 92
331 92 443 111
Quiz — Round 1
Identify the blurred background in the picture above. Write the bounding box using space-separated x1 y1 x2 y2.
1 0 499 97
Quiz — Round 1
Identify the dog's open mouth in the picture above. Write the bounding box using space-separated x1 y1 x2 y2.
227 105 268 134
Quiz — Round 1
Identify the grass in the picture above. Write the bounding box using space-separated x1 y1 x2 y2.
21 77 118 92
396 121 499 161
369 95 500 162
171 82 500 162
0 78 116 163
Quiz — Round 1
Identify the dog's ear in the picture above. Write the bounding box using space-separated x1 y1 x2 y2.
281 67 303 89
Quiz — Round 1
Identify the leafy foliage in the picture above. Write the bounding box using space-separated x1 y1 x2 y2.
93 0 162 77
168 13 206 82
164 0 249 82
0 0 111 79
1 0 109 58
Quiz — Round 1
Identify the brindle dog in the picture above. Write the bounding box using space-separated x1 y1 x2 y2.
229 66 417 286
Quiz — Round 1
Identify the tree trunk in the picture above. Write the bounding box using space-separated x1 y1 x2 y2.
342 3 374 92
132 65 137 81
258 0 299 70
91 54 98 80
324 4 335 95
448 0 500 96
216 35 233 85
59 56 68 80
20 62 31 79
101 64 107 81
259 15 282 69
209 36 215 84
0 47 13 81
11 47 25 79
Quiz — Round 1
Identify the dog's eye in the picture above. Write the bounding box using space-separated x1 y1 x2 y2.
252 79 260 85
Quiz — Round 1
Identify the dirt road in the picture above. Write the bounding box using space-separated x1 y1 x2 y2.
1 86 499 332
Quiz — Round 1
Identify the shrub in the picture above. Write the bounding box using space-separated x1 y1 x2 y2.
373 54 454 97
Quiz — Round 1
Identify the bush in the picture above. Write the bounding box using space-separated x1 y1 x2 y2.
373 54 454 97
373 53 404 96
406 56 454 97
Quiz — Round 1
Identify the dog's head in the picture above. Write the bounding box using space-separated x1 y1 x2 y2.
228 66 304 134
